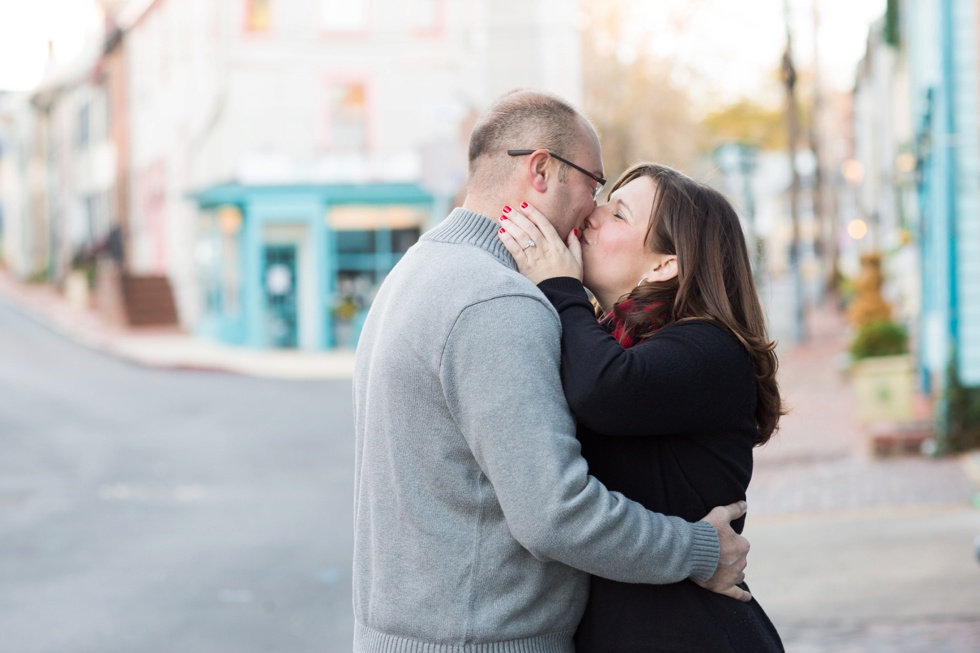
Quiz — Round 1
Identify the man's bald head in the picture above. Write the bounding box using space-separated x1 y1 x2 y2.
467 90 590 190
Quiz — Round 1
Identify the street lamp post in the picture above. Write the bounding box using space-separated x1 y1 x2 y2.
783 0 807 344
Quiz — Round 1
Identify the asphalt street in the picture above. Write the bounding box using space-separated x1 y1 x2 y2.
0 298 355 653
3 280 980 652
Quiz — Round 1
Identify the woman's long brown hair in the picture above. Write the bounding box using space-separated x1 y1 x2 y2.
607 163 785 444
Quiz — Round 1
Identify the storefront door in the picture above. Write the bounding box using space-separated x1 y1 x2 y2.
263 245 298 348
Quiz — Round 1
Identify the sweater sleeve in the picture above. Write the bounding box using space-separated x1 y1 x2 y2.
538 277 752 436
440 293 719 584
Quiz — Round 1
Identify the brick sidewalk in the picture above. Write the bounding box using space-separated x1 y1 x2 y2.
748 302 980 653
749 302 978 517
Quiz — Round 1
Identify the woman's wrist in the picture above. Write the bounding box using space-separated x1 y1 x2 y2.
537 276 589 299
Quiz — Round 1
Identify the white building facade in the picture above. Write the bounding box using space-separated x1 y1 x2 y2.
0 0 584 348
120 0 583 347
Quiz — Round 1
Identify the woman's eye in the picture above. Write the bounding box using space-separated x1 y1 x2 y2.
613 213 625 220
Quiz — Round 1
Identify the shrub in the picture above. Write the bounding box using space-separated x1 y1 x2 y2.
941 359 980 454
850 320 908 360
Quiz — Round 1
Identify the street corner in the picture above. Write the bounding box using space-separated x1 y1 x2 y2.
0 269 357 381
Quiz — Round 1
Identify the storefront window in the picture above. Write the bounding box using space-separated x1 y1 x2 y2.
196 211 222 314
196 207 242 318
327 204 425 346
337 229 375 254
392 228 418 254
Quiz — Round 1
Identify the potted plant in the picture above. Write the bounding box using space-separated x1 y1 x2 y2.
331 293 361 348
849 319 914 424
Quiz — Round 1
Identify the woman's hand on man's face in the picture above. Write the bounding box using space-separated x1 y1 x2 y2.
495 202 584 285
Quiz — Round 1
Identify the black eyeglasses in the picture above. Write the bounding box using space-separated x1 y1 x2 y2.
507 149 606 201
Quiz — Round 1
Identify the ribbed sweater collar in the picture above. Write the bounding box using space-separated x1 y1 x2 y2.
422 208 517 271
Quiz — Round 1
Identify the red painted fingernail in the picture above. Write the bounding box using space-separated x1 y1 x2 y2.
573 229 579 237
499 227 505 233
520 201 528 209
499 215 507 221
502 205 512 213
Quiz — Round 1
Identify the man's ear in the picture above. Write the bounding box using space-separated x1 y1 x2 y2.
527 150 551 194
644 255 678 283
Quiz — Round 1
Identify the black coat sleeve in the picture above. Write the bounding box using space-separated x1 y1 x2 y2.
538 277 755 436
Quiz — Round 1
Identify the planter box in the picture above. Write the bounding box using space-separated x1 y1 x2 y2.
869 420 932 457
64 270 90 311
851 354 915 424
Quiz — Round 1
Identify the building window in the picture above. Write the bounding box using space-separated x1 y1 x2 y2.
246 0 271 32
328 82 368 152
197 207 242 317
104 78 113 137
76 103 90 150
83 190 112 246
320 0 367 32
83 194 99 246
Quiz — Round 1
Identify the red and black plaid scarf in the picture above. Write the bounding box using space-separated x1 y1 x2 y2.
604 299 669 348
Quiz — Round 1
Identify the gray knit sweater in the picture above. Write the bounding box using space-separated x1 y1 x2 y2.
352 208 720 653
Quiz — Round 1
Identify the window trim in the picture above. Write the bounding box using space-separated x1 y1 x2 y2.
320 75 376 154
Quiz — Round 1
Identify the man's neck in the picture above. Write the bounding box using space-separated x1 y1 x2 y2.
461 195 502 223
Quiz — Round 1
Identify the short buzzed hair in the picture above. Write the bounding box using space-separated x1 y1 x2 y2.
467 89 586 188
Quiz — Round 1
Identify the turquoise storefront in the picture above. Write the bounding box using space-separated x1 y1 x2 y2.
191 182 433 349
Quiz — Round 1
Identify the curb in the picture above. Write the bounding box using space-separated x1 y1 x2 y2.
0 274 356 381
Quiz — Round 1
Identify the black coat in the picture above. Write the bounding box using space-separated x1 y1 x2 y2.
538 278 783 653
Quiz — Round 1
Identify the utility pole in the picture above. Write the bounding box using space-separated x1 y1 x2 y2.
783 0 807 343
810 0 836 300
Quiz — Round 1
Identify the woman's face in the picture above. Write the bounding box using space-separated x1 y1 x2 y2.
579 175 665 310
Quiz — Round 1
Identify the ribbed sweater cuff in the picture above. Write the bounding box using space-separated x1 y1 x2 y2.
354 622 575 653
688 520 721 583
